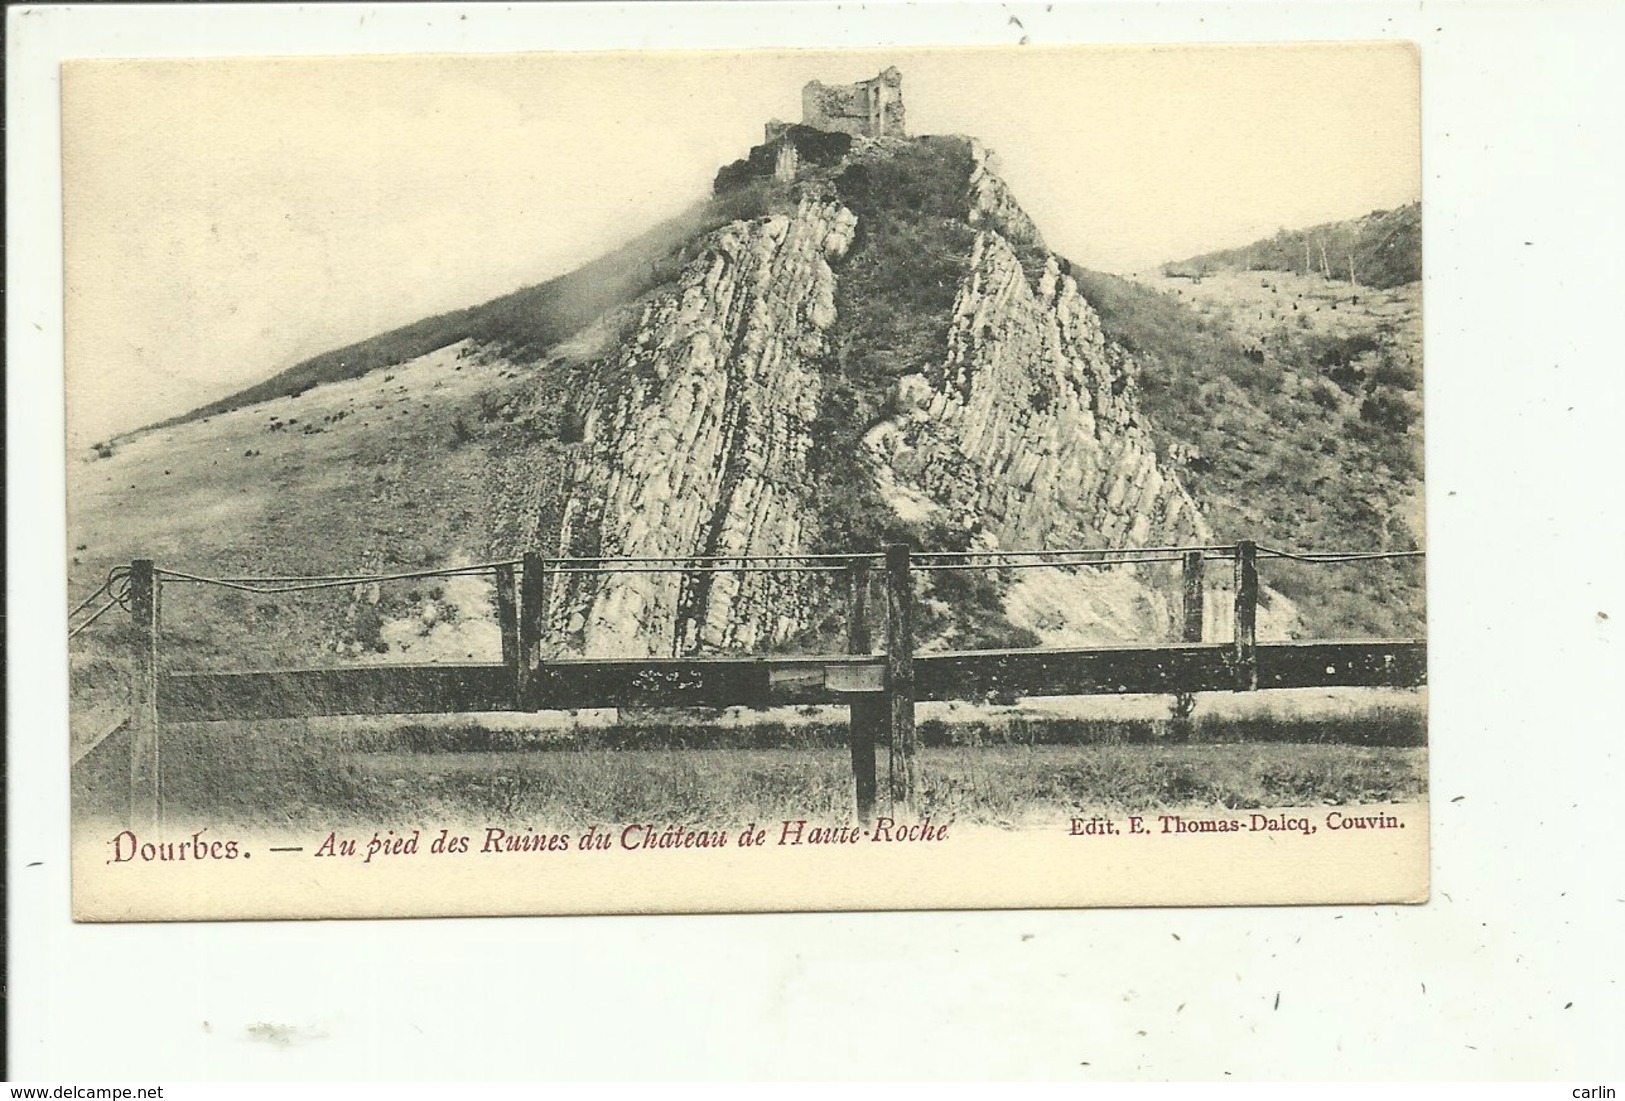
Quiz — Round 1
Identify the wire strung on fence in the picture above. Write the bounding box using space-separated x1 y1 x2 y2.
68 597 124 639
68 565 132 639
156 560 523 593
914 544 1239 572
547 564 849 575
916 545 1426 571
1255 546 1425 564
917 543 1237 560
155 560 855 594
70 542 1429 637
914 554 1193 572
70 564 132 616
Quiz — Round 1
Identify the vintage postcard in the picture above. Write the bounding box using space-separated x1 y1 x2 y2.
64 44 1426 921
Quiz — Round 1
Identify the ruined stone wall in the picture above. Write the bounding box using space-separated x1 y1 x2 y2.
801 67 906 138
554 198 858 657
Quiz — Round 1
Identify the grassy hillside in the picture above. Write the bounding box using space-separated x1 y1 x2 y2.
1167 203 1420 290
808 136 978 551
67 335 606 697
1073 265 1423 638
148 194 778 432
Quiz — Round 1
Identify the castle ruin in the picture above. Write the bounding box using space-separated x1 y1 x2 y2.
720 68 904 195
767 67 906 142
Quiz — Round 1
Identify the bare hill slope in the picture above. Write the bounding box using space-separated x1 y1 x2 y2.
1165 202 1420 289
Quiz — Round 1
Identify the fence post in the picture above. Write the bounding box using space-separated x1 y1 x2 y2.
1233 540 1258 691
519 552 547 709
884 543 917 813
494 563 520 707
846 557 880 824
1172 549 1205 736
127 559 161 829
1182 550 1206 644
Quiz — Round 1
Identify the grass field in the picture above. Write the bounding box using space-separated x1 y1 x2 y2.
73 698 1427 832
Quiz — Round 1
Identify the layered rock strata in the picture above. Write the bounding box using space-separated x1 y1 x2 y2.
554 134 1294 655
865 238 1210 555
555 198 857 657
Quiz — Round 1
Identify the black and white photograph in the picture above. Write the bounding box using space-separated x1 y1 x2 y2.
15 0 1625 1085
60 44 1427 920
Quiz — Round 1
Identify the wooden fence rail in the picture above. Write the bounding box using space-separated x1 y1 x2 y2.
159 641 1426 722
111 542 1426 828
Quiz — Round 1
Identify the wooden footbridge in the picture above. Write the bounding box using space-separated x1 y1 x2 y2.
69 541 1426 826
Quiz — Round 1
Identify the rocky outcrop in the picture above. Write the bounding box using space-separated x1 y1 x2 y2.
966 140 1045 259
555 197 857 657
861 141 1302 644
859 225 1216 646
554 128 1295 655
866 228 1209 554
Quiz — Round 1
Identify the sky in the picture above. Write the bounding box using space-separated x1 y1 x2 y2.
62 44 1419 444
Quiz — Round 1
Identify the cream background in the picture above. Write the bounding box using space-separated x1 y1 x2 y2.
71 808 1429 922
9 0 1625 1082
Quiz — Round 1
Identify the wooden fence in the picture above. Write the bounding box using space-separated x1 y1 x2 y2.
82 541 1426 827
